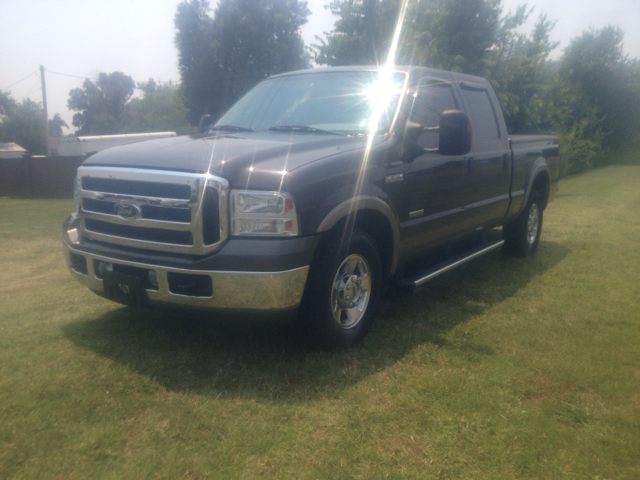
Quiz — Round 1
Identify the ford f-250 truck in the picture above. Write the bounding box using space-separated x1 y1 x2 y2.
63 66 559 349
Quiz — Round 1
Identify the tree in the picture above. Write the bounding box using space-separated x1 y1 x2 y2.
174 0 218 126
487 9 559 133
314 0 502 73
1 88 68 154
174 0 311 124
559 26 640 151
312 0 403 66
67 72 135 135
0 90 17 117
67 73 191 136
125 80 190 134
404 0 502 75
0 98 46 154
49 114 68 137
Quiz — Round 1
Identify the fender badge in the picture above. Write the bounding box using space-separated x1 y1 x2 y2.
114 202 141 219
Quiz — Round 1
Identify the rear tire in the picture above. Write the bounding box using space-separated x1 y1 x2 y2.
503 190 543 257
299 228 382 350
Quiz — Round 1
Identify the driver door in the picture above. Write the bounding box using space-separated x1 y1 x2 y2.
384 76 470 256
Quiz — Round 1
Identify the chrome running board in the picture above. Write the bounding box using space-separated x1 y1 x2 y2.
400 239 505 289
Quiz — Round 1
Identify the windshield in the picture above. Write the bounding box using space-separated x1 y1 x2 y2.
213 71 408 135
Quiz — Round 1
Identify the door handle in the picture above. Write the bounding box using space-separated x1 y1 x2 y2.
467 157 475 175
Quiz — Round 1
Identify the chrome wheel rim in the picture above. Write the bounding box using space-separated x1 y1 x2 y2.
527 203 539 245
331 254 371 329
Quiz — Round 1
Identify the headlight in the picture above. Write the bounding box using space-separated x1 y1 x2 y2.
230 190 299 236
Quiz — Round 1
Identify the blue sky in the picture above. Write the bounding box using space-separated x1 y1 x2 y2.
1 0 638 133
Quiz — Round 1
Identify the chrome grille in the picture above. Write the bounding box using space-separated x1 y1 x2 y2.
76 166 228 254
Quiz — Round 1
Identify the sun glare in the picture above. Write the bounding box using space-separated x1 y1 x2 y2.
363 0 409 137
364 74 402 115
344 0 410 241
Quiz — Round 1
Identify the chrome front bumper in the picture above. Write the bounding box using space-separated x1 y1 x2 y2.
62 214 310 312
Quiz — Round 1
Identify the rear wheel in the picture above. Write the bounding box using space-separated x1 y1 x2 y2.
300 228 382 349
504 190 543 257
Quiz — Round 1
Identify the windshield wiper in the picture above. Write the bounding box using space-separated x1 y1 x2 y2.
268 125 345 136
209 124 255 133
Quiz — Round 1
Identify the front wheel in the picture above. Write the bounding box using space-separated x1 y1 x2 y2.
299 228 383 349
503 191 543 257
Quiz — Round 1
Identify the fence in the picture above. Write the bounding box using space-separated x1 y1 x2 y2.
0 156 88 199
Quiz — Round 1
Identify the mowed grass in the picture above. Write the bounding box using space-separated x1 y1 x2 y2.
1 165 639 479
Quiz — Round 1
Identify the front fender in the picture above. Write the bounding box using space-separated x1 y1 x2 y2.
316 195 401 276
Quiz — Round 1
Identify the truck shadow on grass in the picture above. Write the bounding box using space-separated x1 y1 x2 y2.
63 240 570 402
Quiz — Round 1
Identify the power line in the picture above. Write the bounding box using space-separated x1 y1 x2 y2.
46 69 92 80
18 77 42 101
1 71 38 92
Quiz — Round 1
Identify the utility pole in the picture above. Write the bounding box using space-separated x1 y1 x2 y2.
40 65 50 156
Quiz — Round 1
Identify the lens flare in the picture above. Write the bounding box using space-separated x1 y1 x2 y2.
344 0 410 244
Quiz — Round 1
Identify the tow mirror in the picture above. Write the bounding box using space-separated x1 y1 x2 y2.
439 110 472 156
198 114 212 134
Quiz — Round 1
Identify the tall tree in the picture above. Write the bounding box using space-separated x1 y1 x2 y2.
174 0 218 126
549 26 640 172
67 72 135 135
313 0 403 66
174 0 311 124
559 26 640 150
404 0 502 75
314 0 502 73
487 9 559 133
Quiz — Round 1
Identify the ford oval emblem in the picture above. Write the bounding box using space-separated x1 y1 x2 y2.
114 202 141 219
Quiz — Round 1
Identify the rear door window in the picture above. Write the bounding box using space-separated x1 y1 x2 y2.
459 84 502 150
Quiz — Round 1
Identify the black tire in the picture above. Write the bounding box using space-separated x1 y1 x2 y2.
503 190 543 257
299 227 383 350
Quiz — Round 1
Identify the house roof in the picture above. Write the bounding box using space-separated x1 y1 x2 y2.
0 142 28 158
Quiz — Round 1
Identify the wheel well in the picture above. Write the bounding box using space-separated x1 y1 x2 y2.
321 209 395 278
532 171 550 210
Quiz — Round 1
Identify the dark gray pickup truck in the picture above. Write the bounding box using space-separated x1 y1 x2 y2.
63 66 559 348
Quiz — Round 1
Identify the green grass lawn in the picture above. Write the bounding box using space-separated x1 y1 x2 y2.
1 166 639 479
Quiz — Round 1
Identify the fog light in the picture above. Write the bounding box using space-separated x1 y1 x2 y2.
67 227 80 244
147 270 158 289
167 272 213 297
97 261 113 277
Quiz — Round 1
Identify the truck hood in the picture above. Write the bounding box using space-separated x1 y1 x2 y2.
83 132 369 189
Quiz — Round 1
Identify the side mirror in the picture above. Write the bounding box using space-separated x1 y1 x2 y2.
198 114 212 134
439 110 472 156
